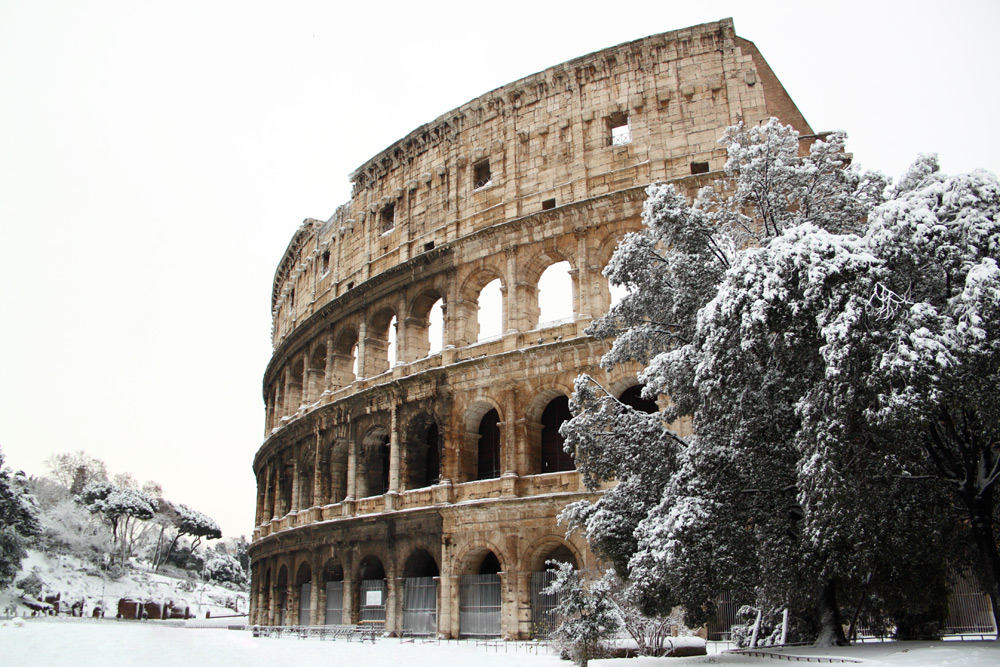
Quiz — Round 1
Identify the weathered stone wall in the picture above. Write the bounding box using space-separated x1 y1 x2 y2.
249 18 811 639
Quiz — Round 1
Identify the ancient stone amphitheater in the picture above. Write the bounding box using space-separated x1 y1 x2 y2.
249 18 812 638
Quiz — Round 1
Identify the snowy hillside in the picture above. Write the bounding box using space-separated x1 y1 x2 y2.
1 548 248 620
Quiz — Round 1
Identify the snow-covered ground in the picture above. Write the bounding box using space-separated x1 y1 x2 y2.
1 619 998 667
0 549 248 619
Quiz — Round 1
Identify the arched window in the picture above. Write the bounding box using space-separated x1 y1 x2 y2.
387 315 398 366
541 396 574 473
619 385 658 414
477 279 503 341
477 409 501 480
428 298 444 355
537 261 573 326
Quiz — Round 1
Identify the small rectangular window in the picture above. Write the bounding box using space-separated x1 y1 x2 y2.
380 202 395 233
542 198 556 211
473 159 492 189
423 241 435 252
690 161 710 175
321 250 330 274
607 112 631 146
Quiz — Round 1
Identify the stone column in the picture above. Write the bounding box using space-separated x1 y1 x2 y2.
343 557 357 624
346 436 358 500
312 426 323 508
388 403 401 495
325 330 335 391
395 296 408 365
271 465 281 519
516 571 532 640
310 558 322 626
356 321 368 379
290 457 300 513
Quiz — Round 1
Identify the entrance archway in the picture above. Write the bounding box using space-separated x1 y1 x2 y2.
460 550 502 637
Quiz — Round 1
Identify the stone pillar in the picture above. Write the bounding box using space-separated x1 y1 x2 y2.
290 457 300 513
388 403 401 495
312 426 323 507
516 571 533 640
310 561 322 626
503 389 518 476
288 586 299 627
385 573 399 634
503 246 518 332
446 574 461 638
283 370 293 416
346 437 358 500
356 321 368 379
271 465 281 519
301 360 310 405
343 559 357 624
395 297 408 364
325 330 335 391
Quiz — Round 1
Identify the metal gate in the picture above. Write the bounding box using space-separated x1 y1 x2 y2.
325 581 344 625
705 592 740 641
402 576 437 635
946 569 997 634
530 570 560 637
278 589 287 626
360 578 387 625
298 583 311 626
460 573 501 636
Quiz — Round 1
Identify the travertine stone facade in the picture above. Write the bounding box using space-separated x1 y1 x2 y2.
249 18 812 638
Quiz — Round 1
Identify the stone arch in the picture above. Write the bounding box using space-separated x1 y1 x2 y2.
524 385 574 475
306 342 327 402
356 554 388 625
401 548 439 635
358 426 390 498
455 542 507 576
402 548 440 578
525 537 582 573
332 325 359 388
323 558 345 625
526 539 581 637
365 306 398 377
406 287 446 361
618 383 659 414
455 399 504 483
276 564 289 626
402 412 442 490
294 561 313 625
521 248 576 330
596 229 632 314
456 543 505 637
277 457 292 517
319 437 350 505
295 442 315 510
262 567 272 624
288 358 305 410
458 268 505 345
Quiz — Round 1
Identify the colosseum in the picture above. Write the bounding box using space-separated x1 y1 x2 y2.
249 18 813 638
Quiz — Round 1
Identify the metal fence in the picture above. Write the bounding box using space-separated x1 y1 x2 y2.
325 581 344 625
529 571 560 638
402 576 437 635
705 592 740 641
298 583 311 626
945 570 997 635
278 589 287 626
459 573 501 636
359 579 387 624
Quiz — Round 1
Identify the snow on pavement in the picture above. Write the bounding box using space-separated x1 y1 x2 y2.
2 618 999 666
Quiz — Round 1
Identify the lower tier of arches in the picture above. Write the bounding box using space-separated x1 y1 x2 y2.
247 493 595 639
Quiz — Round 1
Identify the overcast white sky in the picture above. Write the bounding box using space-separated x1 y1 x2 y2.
1 0 997 539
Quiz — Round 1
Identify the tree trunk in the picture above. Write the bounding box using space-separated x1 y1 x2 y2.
815 578 849 647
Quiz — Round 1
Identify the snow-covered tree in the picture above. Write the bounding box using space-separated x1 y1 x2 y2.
153 501 221 571
543 563 620 667
562 120 996 644
0 446 41 589
203 553 247 586
77 481 157 567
